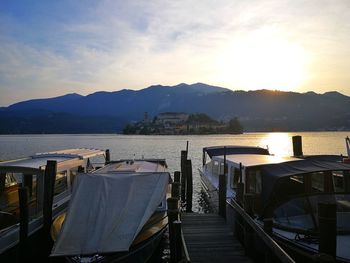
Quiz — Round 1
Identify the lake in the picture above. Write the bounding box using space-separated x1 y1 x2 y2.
1 131 349 212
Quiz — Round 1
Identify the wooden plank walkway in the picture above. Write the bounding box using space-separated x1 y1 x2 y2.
181 213 253 263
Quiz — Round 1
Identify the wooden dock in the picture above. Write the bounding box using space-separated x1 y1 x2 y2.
167 145 296 263
181 213 252 263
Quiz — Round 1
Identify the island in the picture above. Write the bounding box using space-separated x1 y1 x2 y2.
122 112 243 135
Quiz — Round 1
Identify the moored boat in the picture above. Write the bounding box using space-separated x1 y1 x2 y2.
50 158 170 263
200 142 350 262
0 148 107 260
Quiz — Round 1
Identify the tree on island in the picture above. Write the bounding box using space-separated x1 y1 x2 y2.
227 117 243 134
122 113 243 135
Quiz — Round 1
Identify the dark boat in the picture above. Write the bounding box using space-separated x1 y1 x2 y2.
50 159 170 263
200 142 350 262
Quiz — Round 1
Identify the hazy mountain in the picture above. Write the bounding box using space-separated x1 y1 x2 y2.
2 83 350 133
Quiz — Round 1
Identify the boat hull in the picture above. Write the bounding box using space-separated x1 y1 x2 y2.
199 169 219 213
68 224 167 263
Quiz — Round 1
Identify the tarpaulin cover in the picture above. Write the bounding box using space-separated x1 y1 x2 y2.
51 172 169 256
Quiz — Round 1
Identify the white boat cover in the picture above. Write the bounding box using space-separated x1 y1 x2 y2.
51 172 169 256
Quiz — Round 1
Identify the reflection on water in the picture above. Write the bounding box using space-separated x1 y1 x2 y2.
197 190 213 213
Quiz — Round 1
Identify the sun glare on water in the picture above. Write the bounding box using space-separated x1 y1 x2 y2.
260 133 292 157
217 33 308 92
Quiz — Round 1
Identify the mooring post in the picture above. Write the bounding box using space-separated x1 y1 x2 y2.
292 135 303 157
185 159 193 212
43 160 57 255
167 197 179 263
219 173 227 219
263 218 273 236
0 173 5 195
174 220 183 262
318 202 337 259
172 182 181 200
23 174 33 197
105 149 110 164
18 186 29 263
180 150 187 202
174 171 181 183
244 193 254 217
236 182 244 206
243 193 255 256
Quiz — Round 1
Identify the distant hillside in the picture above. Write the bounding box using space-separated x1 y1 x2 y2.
1 83 350 133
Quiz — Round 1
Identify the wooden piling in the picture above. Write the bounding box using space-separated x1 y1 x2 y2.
174 220 183 262
18 187 29 263
180 150 187 202
263 218 273 236
43 160 57 255
105 149 110 164
185 159 193 212
23 174 33 197
292 135 303 157
167 197 179 263
236 182 244 205
174 171 181 183
318 202 337 259
219 173 227 219
0 172 6 194
244 194 254 217
171 182 181 199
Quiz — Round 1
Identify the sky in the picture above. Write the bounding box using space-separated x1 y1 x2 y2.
1 0 350 106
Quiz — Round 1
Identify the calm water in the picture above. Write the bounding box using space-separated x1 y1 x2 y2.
0 132 349 212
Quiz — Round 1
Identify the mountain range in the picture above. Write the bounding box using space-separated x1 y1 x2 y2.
1 83 350 133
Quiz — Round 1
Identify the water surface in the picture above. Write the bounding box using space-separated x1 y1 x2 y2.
1 132 349 211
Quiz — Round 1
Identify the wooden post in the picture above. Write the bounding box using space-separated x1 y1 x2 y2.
18 187 29 263
23 174 33 197
244 193 254 217
236 182 244 205
180 150 187 202
292 135 303 157
171 182 181 199
43 160 57 255
318 202 337 259
174 220 183 262
174 171 181 183
0 172 5 194
185 159 193 212
219 173 227 219
167 197 179 263
263 218 273 236
105 149 110 164
243 194 255 256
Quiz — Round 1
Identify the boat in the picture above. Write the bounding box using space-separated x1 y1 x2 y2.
200 142 350 262
50 158 170 263
0 148 107 260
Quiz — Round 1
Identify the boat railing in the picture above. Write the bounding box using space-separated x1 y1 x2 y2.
228 197 296 263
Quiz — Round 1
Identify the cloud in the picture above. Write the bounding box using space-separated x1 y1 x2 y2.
0 0 350 106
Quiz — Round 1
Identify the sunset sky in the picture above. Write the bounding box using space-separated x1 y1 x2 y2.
1 0 350 106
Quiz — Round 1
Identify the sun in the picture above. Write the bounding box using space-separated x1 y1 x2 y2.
216 33 308 92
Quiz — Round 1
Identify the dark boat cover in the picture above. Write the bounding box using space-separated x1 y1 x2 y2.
259 159 350 209
204 146 269 158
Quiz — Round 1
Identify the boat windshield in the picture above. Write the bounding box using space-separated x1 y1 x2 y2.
273 194 350 234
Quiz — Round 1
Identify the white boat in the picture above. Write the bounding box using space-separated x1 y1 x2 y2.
200 144 350 262
0 148 107 260
50 158 170 263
